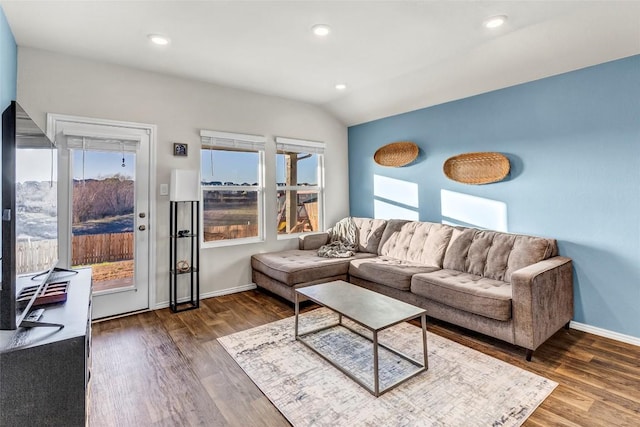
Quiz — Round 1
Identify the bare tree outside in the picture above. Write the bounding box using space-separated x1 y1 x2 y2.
73 175 133 223
71 152 136 291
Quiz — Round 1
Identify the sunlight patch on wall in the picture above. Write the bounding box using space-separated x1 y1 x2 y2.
441 189 508 231
373 200 419 220
373 175 419 220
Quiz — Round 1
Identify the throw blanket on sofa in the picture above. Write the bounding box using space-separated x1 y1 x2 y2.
318 217 358 258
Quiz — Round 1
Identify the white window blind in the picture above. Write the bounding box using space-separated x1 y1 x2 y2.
62 130 141 152
275 136 325 154
201 130 266 151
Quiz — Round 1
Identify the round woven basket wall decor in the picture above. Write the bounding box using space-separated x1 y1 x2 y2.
373 141 419 167
443 152 510 185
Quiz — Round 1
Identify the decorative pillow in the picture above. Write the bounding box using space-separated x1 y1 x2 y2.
351 217 388 254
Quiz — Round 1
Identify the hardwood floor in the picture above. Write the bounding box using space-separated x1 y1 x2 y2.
89 290 640 426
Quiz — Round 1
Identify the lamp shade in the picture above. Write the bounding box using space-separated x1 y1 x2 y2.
170 169 200 201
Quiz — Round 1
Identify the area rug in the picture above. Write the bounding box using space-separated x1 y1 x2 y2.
218 308 557 427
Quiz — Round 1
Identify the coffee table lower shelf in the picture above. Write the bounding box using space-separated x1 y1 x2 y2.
295 306 428 397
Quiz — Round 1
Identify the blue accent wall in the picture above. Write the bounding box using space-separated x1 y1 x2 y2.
349 55 640 339
1 5 17 110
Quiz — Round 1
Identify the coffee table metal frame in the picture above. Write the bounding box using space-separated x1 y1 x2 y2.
294 281 428 397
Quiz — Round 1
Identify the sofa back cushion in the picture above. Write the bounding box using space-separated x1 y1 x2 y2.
351 217 388 254
443 228 558 282
378 220 454 267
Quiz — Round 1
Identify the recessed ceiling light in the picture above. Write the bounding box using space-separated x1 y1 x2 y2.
335 84 347 91
312 24 331 37
484 15 507 29
148 34 170 45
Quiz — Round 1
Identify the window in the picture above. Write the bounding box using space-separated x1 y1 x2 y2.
275 137 324 236
200 130 265 245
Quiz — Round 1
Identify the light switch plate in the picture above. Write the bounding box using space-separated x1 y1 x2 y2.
160 183 169 196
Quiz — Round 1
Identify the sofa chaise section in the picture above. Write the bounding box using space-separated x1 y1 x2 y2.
251 249 376 302
251 218 388 302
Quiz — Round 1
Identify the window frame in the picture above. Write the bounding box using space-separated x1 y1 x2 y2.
200 130 266 248
275 137 325 240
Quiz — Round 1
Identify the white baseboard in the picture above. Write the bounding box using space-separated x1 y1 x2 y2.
570 321 640 347
154 283 257 310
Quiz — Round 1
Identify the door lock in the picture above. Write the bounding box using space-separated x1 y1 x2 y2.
138 225 146 231
139 212 146 218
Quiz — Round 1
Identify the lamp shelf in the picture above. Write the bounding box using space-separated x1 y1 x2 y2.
169 200 200 313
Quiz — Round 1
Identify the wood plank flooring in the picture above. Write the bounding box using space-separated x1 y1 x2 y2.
89 290 640 426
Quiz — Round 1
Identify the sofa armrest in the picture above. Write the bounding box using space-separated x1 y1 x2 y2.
298 232 330 250
511 256 573 351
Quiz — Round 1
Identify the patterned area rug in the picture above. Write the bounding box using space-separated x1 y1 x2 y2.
218 308 557 427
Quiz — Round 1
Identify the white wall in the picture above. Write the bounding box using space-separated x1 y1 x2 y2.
17 47 349 307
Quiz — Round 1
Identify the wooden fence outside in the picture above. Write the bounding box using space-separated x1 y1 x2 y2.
17 220 312 272
16 232 135 273
203 224 258 241
16 239 59 274
72 232 134 265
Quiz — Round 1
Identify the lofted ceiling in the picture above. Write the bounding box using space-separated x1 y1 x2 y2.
2 1 639 126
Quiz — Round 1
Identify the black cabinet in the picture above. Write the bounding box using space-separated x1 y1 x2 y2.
169 200 200 312
0 268 92 426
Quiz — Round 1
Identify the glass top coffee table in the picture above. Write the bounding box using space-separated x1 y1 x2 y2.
294 280 428 397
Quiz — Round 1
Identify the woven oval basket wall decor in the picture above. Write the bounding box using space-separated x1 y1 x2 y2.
374 141 419 167
443 152 510 185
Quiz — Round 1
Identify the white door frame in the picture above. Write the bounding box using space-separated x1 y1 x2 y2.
46 113 157 317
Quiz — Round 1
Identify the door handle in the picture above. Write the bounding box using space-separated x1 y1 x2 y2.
138 225 146 231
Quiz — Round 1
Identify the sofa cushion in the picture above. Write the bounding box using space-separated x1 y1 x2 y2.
298 232 330 250
377 220 453 267
443 229 557 282
351 217 388 254
251 250 376 286
411 269 512 321
442 228 475 271
349 256 440 291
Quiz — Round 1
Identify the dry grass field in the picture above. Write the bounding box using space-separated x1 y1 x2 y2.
79 260 133 282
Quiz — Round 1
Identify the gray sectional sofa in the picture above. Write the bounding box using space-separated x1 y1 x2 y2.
251 218 573 360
